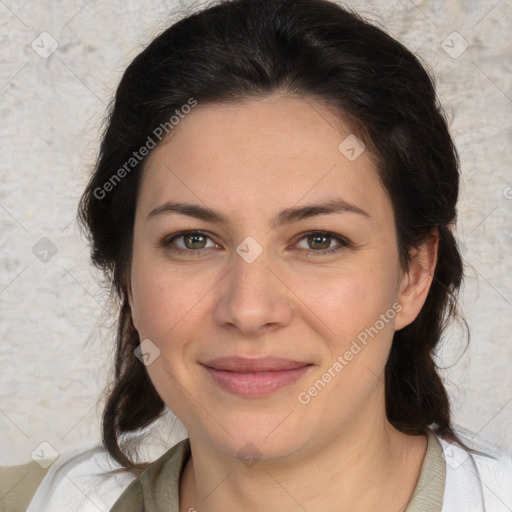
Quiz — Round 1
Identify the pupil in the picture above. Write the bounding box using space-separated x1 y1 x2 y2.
311 235 329 249
188 234 205 248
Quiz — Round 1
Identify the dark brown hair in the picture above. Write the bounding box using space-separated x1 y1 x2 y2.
78 0 474 474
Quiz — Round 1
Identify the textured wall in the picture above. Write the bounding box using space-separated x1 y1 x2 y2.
1 0 511 466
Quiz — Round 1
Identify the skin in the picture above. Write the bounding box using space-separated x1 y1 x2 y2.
128 93 438 512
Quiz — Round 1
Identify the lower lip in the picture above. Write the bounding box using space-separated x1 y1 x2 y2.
202 365 312 397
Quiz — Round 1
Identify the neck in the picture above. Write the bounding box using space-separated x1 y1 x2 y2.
179 406 427 512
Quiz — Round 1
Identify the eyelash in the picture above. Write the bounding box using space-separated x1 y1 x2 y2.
159 230 350 258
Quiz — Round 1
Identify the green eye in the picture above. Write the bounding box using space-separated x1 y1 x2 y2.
294 231 349 257
161 230 217 255
159 230 349 257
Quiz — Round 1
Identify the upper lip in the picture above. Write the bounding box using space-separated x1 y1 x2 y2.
201 356 312 372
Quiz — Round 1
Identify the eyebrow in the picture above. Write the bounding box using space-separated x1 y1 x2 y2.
146 198 370 227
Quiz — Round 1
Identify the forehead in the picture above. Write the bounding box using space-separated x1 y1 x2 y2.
137 94 390 223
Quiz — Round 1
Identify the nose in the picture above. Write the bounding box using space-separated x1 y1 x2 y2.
212 246 294 336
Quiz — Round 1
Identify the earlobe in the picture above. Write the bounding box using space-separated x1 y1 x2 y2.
394 230 439 331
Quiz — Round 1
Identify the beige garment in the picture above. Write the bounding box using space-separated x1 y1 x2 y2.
0 461 51 512
110 430 446 511
405 431 446 511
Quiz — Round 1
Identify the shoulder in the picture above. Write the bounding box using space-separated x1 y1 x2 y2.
110 438 191 511
25 441 139 512
25 412 189 511
434 428 512 512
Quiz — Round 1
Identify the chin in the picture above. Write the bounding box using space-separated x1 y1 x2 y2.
190 408 311 462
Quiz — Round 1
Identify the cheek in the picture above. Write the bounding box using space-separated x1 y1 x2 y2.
131 274 170 338
130 262 201 392
130 255 193 342
296 260 399 344
129 257 222 380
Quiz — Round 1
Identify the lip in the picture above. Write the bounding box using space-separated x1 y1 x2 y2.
200 357 313 397
202 356 311 372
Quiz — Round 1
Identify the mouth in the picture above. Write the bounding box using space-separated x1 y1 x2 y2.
200 356 313 397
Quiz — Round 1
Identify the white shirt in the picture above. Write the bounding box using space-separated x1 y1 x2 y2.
26 422 512 512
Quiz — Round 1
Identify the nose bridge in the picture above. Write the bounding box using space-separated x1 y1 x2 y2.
214 236 293 332
231 239 271 297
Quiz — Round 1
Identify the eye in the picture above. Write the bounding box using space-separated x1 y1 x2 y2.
293 231 350 258
160 230 219 255
158 230 350 258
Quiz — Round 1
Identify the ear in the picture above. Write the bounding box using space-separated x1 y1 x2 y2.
394 229 439 331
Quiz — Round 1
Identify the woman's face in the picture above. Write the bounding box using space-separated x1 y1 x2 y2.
129 94 420 461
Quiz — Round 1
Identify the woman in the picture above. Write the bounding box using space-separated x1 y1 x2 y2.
25 0 512 510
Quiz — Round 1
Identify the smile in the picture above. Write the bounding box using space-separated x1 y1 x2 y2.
200 357 313 397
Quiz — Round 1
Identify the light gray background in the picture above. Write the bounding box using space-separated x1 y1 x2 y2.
1 0 511 466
